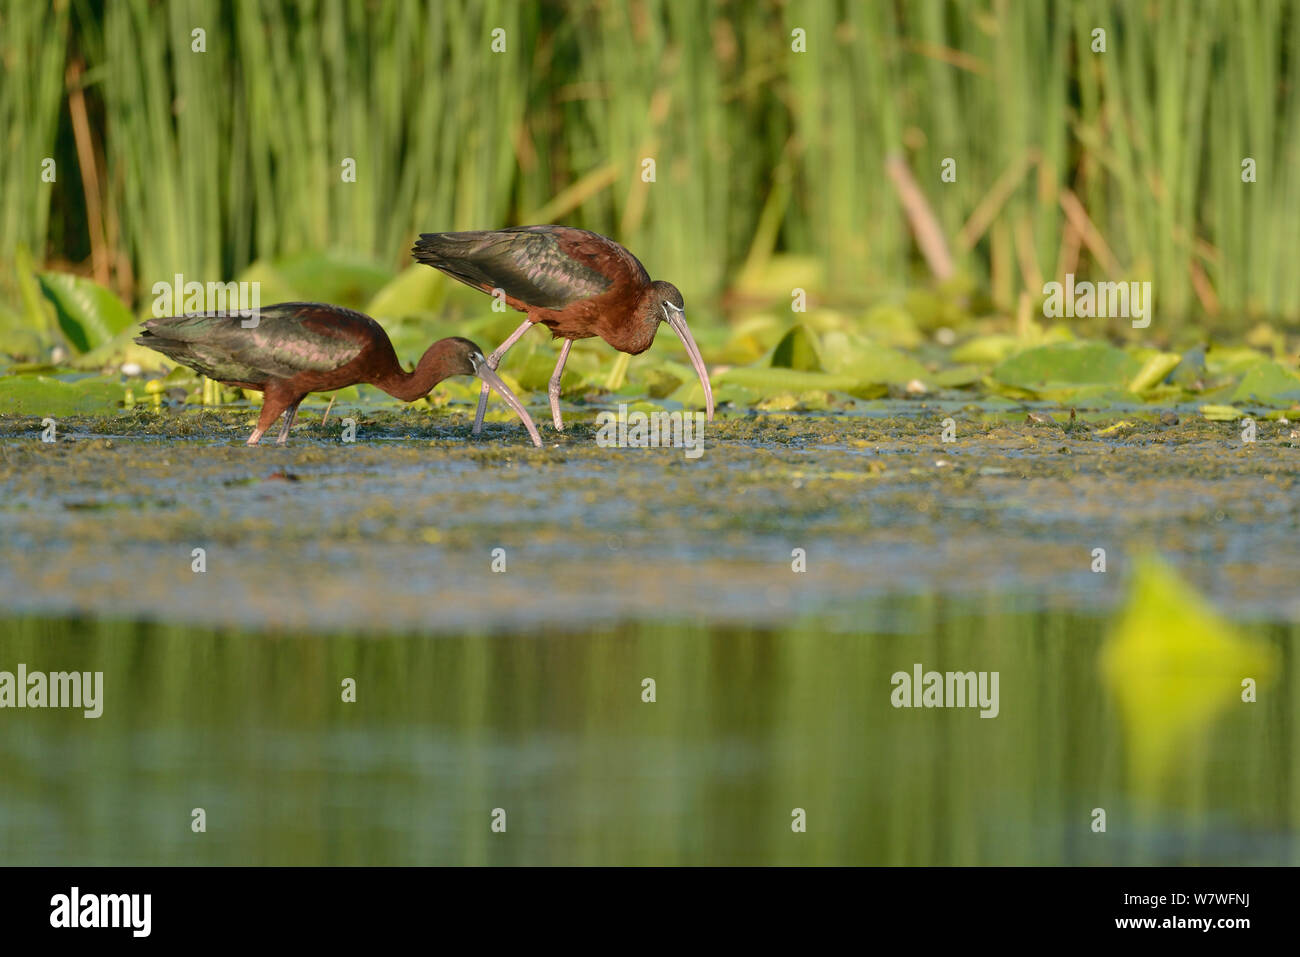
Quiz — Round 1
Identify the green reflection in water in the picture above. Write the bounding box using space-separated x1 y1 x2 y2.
0 599 1294 865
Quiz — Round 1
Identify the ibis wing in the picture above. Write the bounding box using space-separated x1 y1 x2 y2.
136 302 368 383
413 227 620 309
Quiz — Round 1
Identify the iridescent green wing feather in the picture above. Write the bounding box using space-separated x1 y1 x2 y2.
413 227 617 309
136 303 367 383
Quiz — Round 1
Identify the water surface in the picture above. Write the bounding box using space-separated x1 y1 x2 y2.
0 607 1292 866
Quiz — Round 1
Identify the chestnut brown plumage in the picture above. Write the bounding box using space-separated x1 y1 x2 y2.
135 302 542 447
412 225 713 432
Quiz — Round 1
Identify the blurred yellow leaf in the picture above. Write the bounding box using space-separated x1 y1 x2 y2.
1100 555 1277 795
1199 404 1243 421
1127 352 1182 393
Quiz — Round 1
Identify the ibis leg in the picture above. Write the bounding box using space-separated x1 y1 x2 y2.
473 318 534 435
248 393 293 446
548 338 573 431
275 399 303 445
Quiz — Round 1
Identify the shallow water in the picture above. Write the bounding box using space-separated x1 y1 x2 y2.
0 609 1293 866
0 406 1296 864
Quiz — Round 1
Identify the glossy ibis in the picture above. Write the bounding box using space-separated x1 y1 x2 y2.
135 302 542 447
412 225 714 433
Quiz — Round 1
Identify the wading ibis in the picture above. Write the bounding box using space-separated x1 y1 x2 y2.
135 302 542 447
412 225 714 433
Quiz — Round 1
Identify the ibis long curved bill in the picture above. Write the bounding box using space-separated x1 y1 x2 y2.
474 363 543 447
664 308 714 422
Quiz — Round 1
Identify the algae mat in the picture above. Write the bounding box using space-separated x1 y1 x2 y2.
0 406 1297 631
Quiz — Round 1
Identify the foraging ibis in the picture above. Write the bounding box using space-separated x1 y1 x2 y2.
413 225 714 432
135 302 542 447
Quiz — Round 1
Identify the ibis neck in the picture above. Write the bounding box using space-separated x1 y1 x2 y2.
614 291 661 355
374 343 454 402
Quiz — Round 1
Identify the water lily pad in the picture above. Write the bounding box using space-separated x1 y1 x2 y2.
860 304 922 348
0 374 125 416
794 390 839 411
931 366 981 388
769 324 824 371
637 366 683 399
717 366 882 399
721 313 791 360
1140 384 1188 404
904 288 968 330
510 349 586 393
993 341 1140 394
950 334 1023 365
0 323 47 362
1205 346 1269 378
1230 361 1300 404
768 324 823 371
824 342 928 385
705 382 761 407
36 273 135 354
755 392 801 411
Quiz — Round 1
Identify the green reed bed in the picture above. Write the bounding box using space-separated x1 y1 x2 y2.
2 0 1299 338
